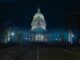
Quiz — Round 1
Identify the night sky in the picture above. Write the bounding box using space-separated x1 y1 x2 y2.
0 0 80 31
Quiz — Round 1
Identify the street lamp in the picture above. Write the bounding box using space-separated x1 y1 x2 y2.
71 34 74 38
11 32 15 36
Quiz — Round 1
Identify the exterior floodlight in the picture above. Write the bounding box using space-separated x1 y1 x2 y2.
71 34 74 37
11 32 15 36
56 38 58 40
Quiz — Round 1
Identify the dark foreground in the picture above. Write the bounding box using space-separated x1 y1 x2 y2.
0 43 80 60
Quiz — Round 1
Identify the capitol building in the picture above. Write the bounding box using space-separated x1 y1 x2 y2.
30 8 47 42
3 8 76 44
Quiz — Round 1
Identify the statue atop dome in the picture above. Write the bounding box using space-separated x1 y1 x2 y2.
37 8 40 13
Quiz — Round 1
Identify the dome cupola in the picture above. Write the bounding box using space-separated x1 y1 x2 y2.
33 8 45 20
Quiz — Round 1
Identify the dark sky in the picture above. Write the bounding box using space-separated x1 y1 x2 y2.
0 0 80 31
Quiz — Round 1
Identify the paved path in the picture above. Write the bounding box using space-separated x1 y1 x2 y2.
0 46 80 60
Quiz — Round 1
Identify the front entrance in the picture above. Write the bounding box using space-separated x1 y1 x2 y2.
35 34 44 42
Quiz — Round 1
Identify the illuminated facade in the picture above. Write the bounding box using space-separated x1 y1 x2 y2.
3 8 77 44
30 8 47 42
31 8 46 31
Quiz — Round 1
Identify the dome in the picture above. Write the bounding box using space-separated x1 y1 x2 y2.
31 8 47 31
33 8 45 20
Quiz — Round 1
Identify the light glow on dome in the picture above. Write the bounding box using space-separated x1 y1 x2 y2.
33 8 45 20
31 8 46 31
